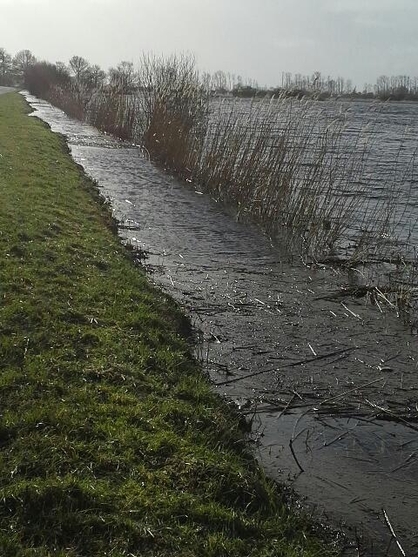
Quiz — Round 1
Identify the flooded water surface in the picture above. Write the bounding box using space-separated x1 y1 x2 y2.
26 94 418 556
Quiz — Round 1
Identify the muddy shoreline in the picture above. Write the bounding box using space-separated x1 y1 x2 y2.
26 93 418 556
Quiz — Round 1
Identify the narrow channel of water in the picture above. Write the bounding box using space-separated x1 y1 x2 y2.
26 94 418 556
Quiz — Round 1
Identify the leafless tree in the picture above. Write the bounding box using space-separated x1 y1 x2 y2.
0 47 13 85
69 55 90 82
13 49 36 83
109 61 137 93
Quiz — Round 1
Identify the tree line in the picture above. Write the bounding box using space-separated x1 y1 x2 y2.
205 70 418 101
233 72 418 101
4 46 418 102
0 48 37 86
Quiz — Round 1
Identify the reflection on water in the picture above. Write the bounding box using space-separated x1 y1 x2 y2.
26 94 418 556
209 97 418 261
258 410 418 555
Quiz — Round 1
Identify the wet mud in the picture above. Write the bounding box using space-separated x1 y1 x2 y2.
26 94 418 556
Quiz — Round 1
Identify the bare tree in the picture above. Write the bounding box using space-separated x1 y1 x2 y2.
0 47 13 85
211 70 227 92
201 71 211 92
13 49 36 83
85 64 106 89
109 61 137 93
69 55 90 82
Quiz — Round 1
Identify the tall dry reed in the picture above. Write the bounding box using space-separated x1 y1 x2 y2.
180 96 402 262
27 55 418 309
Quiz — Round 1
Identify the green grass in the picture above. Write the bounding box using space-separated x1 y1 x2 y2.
0 93 339 556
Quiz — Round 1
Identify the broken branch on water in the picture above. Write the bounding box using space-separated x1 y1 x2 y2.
289 438 304 474
383 509 407 557
214 346 355 386
391 450 418 473
277 393 297 420
317 377 385 406
364 399 418 432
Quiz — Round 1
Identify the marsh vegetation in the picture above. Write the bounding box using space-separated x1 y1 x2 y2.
24 54 418 322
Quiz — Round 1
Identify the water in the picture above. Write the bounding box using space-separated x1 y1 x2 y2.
26 94 418 555
209 97 418 262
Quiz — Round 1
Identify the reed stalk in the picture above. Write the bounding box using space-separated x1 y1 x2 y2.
26 55 418 320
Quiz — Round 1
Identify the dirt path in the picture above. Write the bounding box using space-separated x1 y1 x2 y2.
0 87 15 95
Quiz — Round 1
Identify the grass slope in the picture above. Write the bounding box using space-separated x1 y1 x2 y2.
0 93 338 556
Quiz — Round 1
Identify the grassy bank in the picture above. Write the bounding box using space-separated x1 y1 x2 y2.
0 93 338 556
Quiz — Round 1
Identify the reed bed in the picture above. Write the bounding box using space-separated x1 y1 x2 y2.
30 56 400 261
187 98 373 259
26 55 418 320
136 54 208 171
89 86 405 264
89 89 138 140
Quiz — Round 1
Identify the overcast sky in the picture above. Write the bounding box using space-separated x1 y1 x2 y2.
1 0 417 88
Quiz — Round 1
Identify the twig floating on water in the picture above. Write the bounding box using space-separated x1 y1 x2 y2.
341 302 362 320
381 352 401 365
383 509 407 557
318 377 384 406
391 450 417 473
308 343 317 356
289 438 304 474
364 399 418 432
277 393 297 420
214 347 356 386
322 430 349 448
